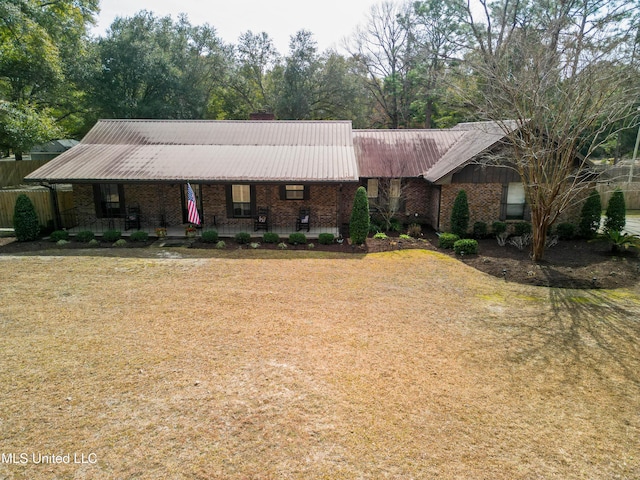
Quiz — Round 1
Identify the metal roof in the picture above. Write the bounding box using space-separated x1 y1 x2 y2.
354 129 465 178
424 121 516 183
26 120 359 183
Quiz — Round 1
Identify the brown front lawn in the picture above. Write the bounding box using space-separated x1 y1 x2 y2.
0 251 639 479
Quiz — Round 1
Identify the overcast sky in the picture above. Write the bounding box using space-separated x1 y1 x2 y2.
92 0 387 54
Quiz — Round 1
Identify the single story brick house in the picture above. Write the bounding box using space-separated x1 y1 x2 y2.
25 118 577 236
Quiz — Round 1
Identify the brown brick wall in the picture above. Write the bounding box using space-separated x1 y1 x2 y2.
439 183 503 233
72 182 351 230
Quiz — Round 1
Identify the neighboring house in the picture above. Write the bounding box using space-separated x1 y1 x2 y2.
24 118 581 236
30 139 80 161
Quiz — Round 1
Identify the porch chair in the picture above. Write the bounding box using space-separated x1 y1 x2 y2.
254 207 269 232
296 208 310 232
124 205 141 231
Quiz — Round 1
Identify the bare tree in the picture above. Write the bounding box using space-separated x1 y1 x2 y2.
462 0 640 261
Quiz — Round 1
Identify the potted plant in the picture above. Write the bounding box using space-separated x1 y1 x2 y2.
185 225 197 238
155 227 167 239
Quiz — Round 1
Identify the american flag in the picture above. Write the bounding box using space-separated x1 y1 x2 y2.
186 183 201 225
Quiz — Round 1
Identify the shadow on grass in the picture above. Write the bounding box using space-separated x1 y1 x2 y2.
501 289 640 388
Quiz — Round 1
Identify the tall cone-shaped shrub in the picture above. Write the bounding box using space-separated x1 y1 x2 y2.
579 189 602 239
13 194 40 241
350 186 370 245
450 189 469 237
604 189 625 233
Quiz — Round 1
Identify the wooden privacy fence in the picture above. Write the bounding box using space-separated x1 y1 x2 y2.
596 183 640 210
0 188 74 228
0 159 50 188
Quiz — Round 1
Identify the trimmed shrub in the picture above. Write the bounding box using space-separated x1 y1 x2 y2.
318 233 335 245
262 232 280 244
450 190 469 237
103 229 121 242
13 194 40 241
288 232 307 245
473 221 487 238
113 239 127 247
349 186 370 245
513 222 532 236
579 189 602 239
407 223 422 238
130 231 149 242
201 230 219 243
453 239 478 255
235 232 251 244
438 232 460 249
555 222 575 240
50 230 69 242
604 188 626 233
492 221 507 235
76 230 95 243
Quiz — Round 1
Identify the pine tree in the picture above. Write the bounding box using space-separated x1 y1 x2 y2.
13 194 40 241
450 190 469 237
578 189 602 239
604 189 626 233
349 186 370 245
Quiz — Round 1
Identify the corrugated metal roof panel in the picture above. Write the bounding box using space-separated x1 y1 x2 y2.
26 120 359 183
353 130 464 178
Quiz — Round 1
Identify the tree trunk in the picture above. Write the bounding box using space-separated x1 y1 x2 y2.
425 99 433 129
530 209 549 262
15 151 23 161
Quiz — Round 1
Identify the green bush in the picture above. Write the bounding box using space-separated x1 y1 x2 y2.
13 194 40 241
288 232 307 245
201 230 219 243
50 230 69 242
450 190 469 237
87 239 100 247
438 232 460 249
103 229 121 242
215 240 226 249
373 232 388 239
262 232 280 244
473 221 488 238
492 221 507 235
113 239 127 247
513 222 532 236
388 217 402 232
407 223 422 238
130 231 149 242
56 239 69 246
579 189 602 239
235 232 251 244
604 188 626 233
453 239 479 255
278 242 288 249
555 222 575 240
349 186 370 245
318 233 335 245
76 230 95 243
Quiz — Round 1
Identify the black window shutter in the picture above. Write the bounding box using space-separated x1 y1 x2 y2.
279 185 287 200
250 185 257 216
303 185 310 200
500 184 508 221
117 184 126 215
225 185 233 218
93 184 103 218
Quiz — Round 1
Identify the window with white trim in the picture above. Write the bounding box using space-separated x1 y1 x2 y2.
506 182 526 219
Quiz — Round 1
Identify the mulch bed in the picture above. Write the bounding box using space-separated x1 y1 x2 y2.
2 230 639 289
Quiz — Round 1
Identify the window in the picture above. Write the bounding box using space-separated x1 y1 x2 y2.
285 185 305 200
506 182 526 219
93 184 124 218
232 184 251 217
367 179 379 199
389 179 401 211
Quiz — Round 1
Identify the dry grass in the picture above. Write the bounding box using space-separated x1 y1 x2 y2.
0 250 639 479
